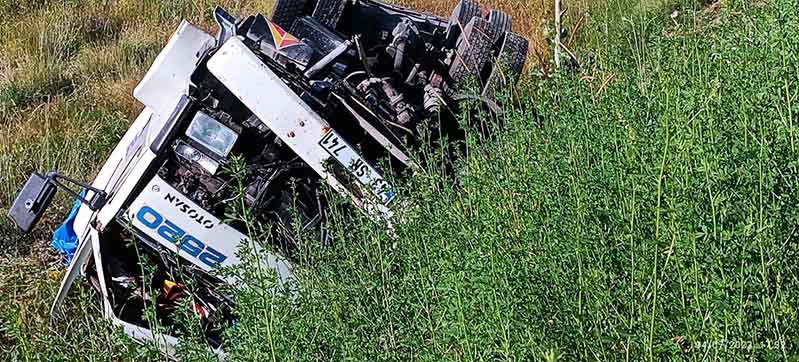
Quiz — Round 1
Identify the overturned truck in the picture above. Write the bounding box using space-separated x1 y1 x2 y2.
8 0 528 356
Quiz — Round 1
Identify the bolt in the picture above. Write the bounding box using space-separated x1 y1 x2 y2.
288 131 296 138
152 185 160 193
299 121 306 127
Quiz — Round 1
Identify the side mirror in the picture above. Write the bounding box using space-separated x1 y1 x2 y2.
7 172 108 234
8 173 57 233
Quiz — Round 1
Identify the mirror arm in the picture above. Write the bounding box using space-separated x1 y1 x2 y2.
44 172 108 211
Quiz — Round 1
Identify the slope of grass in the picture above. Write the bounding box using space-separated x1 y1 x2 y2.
2 0 798 361
225 1 798 361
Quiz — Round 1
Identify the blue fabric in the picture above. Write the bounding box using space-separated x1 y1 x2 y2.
51 189 86 265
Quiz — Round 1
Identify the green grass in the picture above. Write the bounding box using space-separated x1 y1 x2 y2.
2 0 799 361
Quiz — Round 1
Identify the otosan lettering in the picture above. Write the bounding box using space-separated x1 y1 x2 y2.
164 193 216 229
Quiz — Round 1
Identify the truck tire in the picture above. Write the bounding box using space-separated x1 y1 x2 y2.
449 0 482 31
312 0 347 29
271 0 310 31
291 16 347 56
485 9 512 43
448 17 496 91
482 32 528 100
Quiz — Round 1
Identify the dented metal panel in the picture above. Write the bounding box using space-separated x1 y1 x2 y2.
134 21 215 121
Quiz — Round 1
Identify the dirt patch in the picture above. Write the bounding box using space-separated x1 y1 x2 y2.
702 1 722 25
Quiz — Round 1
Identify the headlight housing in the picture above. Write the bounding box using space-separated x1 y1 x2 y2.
186 112 238 158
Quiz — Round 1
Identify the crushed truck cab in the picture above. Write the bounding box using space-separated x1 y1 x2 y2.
7 1 528 358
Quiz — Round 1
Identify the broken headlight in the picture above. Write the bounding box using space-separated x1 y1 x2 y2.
186 112 238 158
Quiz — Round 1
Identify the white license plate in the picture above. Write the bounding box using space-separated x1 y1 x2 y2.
319 129 397 205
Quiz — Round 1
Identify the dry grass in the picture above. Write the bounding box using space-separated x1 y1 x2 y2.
0 0 605 360
4 0 798 361
396 0 551 63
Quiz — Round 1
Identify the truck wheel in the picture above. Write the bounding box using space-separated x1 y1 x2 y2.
482 32 528 100
449 0 482 32
485 9 512 43
312 0 347 29
448 17 496 91
271 0 310 30
290 16 347 55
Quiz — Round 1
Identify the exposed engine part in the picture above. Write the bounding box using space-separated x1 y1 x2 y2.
387 19 420 72
405 63 421 85
305 38 354 78
354 35 373 78
357 77 415 125
423 72 446 114
424 84 444 114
